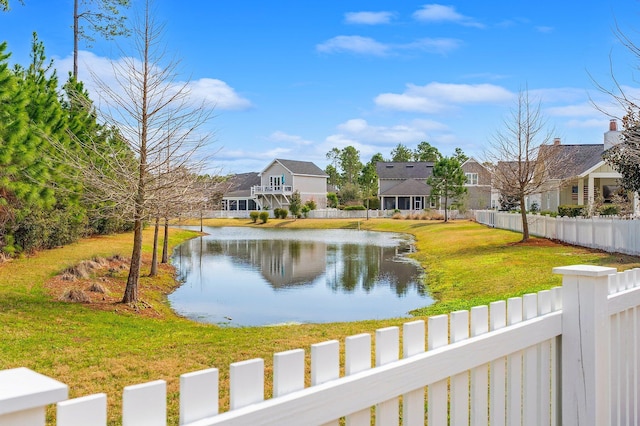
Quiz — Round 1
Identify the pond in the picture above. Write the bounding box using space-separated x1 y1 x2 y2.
169 227 432 326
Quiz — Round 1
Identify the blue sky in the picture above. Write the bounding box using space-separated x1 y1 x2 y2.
2 1 639 174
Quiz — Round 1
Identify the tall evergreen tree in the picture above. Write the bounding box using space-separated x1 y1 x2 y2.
427 156 467 222
0 41 29 254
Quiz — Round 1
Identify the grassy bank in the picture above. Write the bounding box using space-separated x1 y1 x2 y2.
2 218 638 424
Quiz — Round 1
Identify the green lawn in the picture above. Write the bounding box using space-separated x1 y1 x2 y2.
2 218 637 424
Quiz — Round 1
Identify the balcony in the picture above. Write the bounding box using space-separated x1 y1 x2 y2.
251 185 293 196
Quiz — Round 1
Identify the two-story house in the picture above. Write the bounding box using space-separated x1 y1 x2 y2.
376 162 434 211
461 157 493 210
222 159 328 212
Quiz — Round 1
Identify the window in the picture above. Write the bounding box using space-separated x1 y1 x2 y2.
465 173 478 185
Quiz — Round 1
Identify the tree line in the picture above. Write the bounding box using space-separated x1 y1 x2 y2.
1 1 218 304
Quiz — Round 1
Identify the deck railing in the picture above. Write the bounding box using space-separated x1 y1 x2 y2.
250 185 293 196
2 265 639 425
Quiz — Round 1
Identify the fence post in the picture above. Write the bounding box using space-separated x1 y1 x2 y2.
553 265 615 426
0 367 68 426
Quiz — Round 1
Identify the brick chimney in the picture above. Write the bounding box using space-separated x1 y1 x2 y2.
604 119 622 150
553 137 561 146
610 119 618 131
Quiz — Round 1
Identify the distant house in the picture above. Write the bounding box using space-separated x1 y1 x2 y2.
461 157 492 210
376 162 434 210
221 172 261 212
533 120 626 212
221 159 328 213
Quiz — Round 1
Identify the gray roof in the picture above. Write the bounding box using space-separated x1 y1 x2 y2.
380 179 432 196
272 159 328 177
224 172 261 197
540 144 604 180
376 162 434 179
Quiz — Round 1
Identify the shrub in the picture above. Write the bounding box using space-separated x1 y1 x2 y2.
249 211 260 223
259 211 269 223
301 205 310 218
391 212 403 220
539 210 558 218
363 196 380 210
273 208 282 218
278 209 288 219
599 205 619 216
558 205 586 217
304 200 317 211
344 205 366 211
327 192 338 208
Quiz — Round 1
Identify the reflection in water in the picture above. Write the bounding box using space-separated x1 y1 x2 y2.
170 227 432 326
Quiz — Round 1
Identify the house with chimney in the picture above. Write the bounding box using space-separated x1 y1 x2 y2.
532 120 629 212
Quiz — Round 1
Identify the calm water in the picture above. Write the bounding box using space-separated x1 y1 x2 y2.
169 227 432 326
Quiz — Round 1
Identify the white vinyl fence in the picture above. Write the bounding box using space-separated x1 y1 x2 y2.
2 265 639 425
475 210 640 255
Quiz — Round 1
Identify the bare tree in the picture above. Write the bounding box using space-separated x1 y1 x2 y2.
63 0 215 303
485 90 561 242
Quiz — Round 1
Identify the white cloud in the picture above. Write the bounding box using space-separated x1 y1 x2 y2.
268 131 313 146
345 11 395 25
376 82 514 113
316 36 389 56
546 103 600 117
316 36 461 56
413 4 484 28
334 118 432 144
55 50 252 111
187 78 252 110
564 118 609 129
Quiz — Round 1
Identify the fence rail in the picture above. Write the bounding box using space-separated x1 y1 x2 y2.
2 265 639 425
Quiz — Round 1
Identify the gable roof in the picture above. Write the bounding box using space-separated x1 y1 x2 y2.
540 144 604 180
461 157 488 171
376 162 434 179
224 172 261 197
261 159 328 177
379 178 432 196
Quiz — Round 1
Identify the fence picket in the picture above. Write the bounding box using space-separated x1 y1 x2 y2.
122 380 166 426
489 301 507 426
375 327 400 426
230 359 264 410
470 306 489 426
428 315 449 425
523 294 539 426
179 368 218 425
312 340 340 426
506 297 523 426
57 394 107 426
450 310 469 425
345 334 372 426
537 291 552 426
273 349 305 398
402 320 425 426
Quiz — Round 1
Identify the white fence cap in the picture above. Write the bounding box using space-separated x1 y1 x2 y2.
0 367 68 415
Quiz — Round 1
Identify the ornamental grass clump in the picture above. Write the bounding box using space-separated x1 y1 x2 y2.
60 288 91 303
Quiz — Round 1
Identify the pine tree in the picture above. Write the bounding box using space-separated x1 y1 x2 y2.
427 156 467 222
